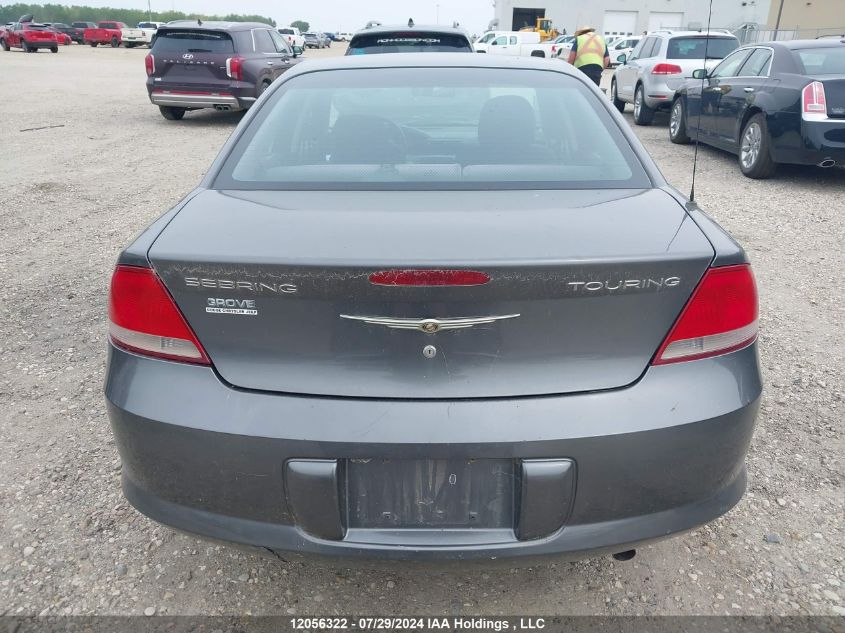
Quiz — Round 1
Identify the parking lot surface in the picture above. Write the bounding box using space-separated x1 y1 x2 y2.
0 43 842 617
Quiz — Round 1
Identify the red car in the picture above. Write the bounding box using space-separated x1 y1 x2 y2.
48 27 72 45
83 21 125 47
1 19 59 53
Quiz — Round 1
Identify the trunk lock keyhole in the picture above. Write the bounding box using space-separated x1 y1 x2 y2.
422 345 437 359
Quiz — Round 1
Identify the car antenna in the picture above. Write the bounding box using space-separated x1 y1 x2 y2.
689 0 714 202
408 18 414 28
197 17 202 26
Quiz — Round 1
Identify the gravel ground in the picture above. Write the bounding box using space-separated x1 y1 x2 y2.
0 43 843 618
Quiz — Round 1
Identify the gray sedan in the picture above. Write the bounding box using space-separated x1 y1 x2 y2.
105 54 761 562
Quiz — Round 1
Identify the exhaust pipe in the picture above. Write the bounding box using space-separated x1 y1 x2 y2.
612 549 636 561
214 104 231 111
818 158 836 168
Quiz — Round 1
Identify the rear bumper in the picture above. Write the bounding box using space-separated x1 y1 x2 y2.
148 90 248 111
769 115 845 166
643 79 675 110
24 40 58 48
105 343 761 562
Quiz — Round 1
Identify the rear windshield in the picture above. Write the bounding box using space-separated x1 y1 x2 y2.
138 22 158 29
667 36 738 59
279 28 294 34
792 47 845 75
348 32 472 54
151 30 234 53
72 22 90 27
214 67 649 191
24 24 48 30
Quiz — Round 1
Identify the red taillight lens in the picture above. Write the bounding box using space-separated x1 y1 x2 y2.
369 269 491 286
108 265 210 364
651 63 683 75
802 81 827 121
226 56 244 81
144 53 154 76
653 264 758 365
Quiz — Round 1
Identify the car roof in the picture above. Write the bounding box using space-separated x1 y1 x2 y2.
161 20 272 31
764 38 845 49
279 51 586 79
353 24 469 38
648 30 737 39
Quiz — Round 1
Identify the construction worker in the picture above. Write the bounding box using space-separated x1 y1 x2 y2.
567 25 610 87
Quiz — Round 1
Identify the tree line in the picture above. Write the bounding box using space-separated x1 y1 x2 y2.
0 3 276 26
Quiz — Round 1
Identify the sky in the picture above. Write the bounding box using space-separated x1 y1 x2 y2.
82 0 495 36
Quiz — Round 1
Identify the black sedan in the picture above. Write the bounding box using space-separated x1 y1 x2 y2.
669 39 845 178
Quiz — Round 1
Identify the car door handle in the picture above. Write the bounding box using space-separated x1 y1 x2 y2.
744 87 755 93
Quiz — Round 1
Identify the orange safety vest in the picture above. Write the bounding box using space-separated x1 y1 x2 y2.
574 32 606 68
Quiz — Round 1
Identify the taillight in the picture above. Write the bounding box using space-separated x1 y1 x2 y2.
108 265 210 364
369 270 491 286
144 53 154 76
226 56 245 81
802 81 827 121
653 264 758 365
651 63 682 75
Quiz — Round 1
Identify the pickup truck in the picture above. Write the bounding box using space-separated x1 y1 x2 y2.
278 26 305 50
121 21 162 47
83 21 126 47
1 20 59 52
70 21 96 43
483 31 555 58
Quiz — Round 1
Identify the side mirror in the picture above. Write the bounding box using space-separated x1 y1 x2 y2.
616 53 627 64
292 45 303 57
491 40 498 46
692 68 708 80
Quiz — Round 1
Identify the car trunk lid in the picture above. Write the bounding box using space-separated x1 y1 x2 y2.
819 75 845 118
150 28 236 85
148 188 715 399
25 25 55 41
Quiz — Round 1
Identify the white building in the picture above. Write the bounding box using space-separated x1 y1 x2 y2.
491 0 772 40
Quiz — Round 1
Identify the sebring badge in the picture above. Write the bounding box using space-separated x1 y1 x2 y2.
339 314 520 333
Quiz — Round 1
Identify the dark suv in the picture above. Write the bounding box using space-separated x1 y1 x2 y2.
70 21 95 43
346 22 473 54
145 20 302 120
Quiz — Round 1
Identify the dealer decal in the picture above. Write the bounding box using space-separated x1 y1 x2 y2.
206 297 258 315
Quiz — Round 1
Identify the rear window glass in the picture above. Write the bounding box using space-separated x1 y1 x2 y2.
215 68 649 191
138 22 158 29
667 37 738 59
279 28 294 34
348 32 472 54
151 30 234 53
25 24 48 30
792 47 845 75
